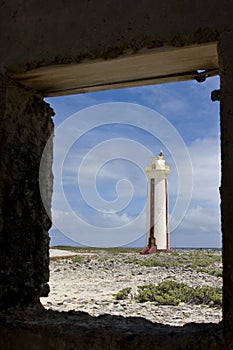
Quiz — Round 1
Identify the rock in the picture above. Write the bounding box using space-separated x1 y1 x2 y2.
41 251 222 326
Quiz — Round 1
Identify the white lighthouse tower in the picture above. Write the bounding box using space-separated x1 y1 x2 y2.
141 151 170 254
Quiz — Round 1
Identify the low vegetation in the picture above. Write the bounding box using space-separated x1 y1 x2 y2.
124 249 222 277
52 247 222 301
115 287 132 300
52 246 222 307
51 246 140 254
52 247 222 277
115 280 222 307
195 267 222 277
72 256 85 264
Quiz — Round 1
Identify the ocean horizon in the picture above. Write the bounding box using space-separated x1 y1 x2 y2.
49 228 222 250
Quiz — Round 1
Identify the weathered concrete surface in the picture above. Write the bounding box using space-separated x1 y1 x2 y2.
0 1 231 96
0 307 224 350
11 43 218 96
0 76 54 308
0 1 230 73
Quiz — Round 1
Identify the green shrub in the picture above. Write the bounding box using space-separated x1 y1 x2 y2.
115 287 132 300
188 285 222 306
136 280 222 306
195 267 222 277
137 281 191 305
99 256 110 262
72 256 85 264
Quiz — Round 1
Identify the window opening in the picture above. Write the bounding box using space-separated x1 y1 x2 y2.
41 77 222 327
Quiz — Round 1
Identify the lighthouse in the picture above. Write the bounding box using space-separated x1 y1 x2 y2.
141 151 170 254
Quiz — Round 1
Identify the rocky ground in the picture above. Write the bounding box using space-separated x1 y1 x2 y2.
40 249 222 327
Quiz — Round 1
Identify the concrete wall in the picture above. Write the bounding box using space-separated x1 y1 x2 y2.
0 0 231 72
0 307 224 350
1 1 233 349
0 75 54 308
1 1 229 95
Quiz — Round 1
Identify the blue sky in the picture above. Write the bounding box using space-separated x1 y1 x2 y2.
45 75 221 248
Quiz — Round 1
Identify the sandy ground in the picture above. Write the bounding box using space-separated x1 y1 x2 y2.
41 248 222 327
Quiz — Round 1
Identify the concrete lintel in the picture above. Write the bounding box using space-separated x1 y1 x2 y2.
10 43 218 97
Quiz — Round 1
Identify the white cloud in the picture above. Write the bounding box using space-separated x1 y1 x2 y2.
168 136 221 247
171 205 221 248
46 79 221 247
54 137 150 211
176 205 220 232
51 135 221 247
128 83 190 116
52 209 146 247
188 137 220 204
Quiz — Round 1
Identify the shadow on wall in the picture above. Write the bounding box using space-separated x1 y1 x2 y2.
0 306 223 350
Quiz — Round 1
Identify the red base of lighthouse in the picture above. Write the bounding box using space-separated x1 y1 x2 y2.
140 244 157 254
140 235 158 254
148 245 157 254
140 246 171 254
140 246 149 254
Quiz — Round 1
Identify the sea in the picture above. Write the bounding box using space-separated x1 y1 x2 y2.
49 228 222 250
